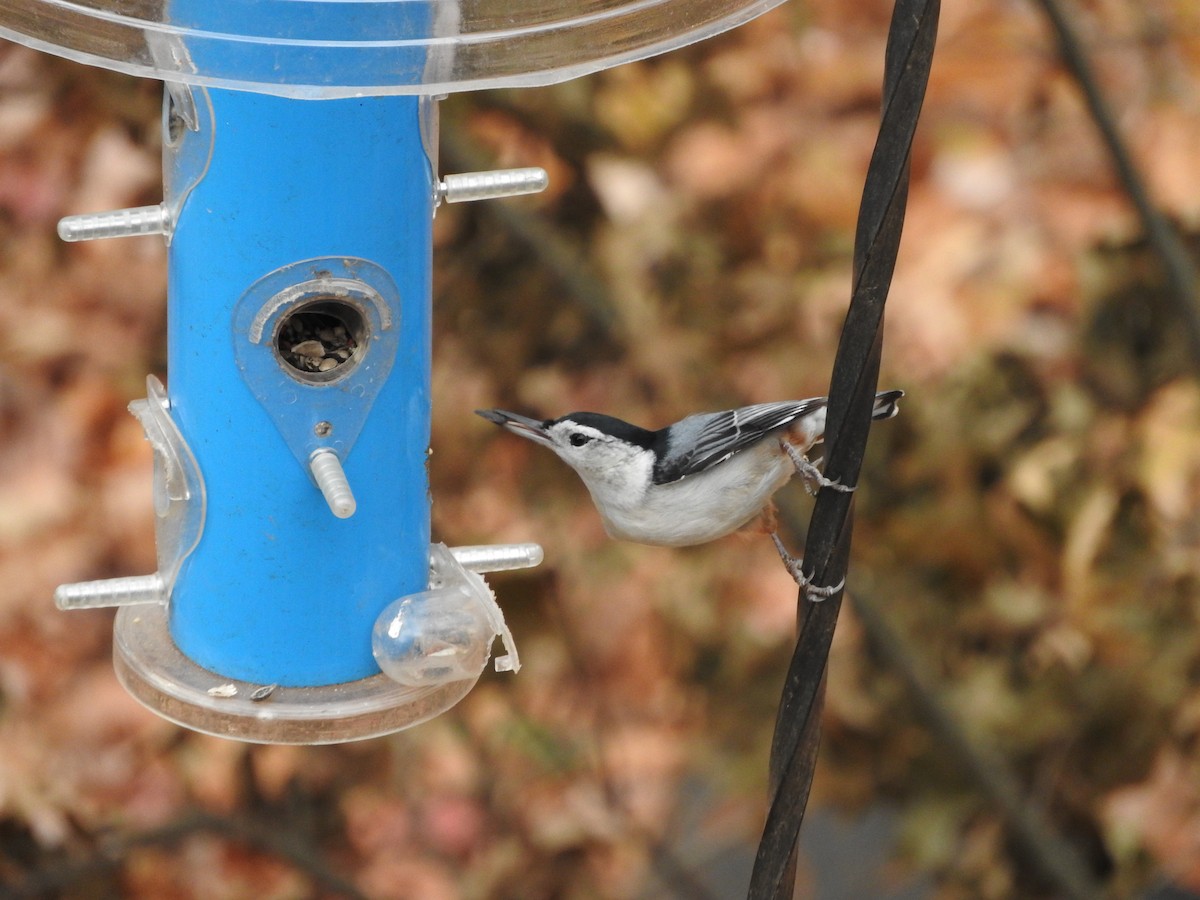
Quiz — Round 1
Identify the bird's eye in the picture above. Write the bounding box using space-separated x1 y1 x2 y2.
569 432 592 447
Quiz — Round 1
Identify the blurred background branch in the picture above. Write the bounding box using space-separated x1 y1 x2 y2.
1032 0 1200 369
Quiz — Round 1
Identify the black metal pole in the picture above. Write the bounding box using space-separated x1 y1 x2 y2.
748 2 940 895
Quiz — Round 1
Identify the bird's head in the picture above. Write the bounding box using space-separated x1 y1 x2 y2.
476 408 657 490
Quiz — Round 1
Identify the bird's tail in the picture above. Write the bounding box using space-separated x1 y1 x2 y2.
872 389 904 420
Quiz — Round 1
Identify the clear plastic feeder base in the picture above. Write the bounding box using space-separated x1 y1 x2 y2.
114 603 475 744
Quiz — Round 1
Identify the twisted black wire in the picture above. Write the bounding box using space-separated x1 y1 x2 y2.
748 2 940 896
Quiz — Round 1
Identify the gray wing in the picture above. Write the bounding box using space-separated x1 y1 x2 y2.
652 398 826 485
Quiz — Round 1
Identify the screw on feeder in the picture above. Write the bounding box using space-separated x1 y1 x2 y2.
57 204 170 242
439 167 548 204
309 448 356 518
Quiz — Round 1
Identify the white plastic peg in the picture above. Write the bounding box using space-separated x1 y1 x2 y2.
55 573 165 610
58 204 170 242
440 168 548 203
310 449 357 518
449 543 544 573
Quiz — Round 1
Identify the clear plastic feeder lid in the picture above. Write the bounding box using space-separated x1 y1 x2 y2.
0 0 787 97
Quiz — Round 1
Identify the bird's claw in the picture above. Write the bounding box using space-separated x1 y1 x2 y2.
800 577 846 601
782 443 855 496
769 532 846 602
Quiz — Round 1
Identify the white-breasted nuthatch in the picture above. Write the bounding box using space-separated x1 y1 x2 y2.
477 390 902 599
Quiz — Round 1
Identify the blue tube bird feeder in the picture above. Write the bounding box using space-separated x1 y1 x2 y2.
165 88 435 687
1 0 789 743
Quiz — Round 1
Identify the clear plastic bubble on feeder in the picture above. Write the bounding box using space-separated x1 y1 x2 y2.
374 544 523 688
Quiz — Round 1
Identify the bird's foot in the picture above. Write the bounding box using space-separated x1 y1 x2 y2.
782 443 855 496
769 532 846 602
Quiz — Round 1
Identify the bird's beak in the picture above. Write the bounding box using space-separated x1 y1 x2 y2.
476 409 554 448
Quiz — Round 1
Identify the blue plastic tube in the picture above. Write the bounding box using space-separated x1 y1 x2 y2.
165 88 434 686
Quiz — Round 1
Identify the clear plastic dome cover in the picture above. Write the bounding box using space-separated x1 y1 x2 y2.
0 0 787 97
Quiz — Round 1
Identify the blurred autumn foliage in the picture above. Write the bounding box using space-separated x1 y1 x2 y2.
3 0 1200 897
